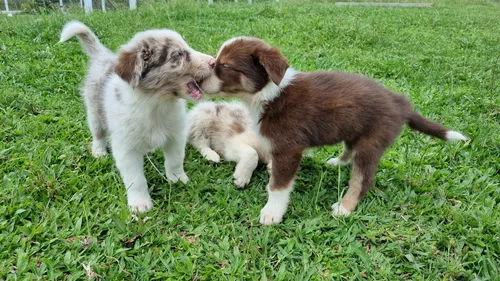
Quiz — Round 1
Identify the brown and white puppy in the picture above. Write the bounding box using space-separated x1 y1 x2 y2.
187 101 269 188
60 21 214 212
199 37 468 225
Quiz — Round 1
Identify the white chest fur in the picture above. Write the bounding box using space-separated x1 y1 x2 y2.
104 76 187 152
243 68 297 155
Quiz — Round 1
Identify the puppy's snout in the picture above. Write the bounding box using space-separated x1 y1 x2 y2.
208 58 216 68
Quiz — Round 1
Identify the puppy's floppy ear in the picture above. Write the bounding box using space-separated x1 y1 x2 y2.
114 50 142 88
253 46 289 85
115 44 152 88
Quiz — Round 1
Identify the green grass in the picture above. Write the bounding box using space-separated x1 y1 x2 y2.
1 0 499 280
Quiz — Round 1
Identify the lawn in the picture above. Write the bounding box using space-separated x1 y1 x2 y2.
1 0 499 280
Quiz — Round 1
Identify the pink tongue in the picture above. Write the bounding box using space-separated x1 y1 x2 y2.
187 81 203 100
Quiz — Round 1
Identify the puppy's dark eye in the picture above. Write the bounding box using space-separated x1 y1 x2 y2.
169 50 187 65
173 50 184 58
142 49 152 61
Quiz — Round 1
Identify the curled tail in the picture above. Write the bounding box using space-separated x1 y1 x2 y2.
393 95 468 142
59 21 108 58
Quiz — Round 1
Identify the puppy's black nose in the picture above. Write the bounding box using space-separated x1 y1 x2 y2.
209 58 216 68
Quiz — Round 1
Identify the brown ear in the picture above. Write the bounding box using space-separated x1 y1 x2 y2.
114 50 142 88
255 46 289 85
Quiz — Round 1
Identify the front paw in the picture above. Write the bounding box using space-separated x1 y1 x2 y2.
259 203 286 225
331 202 351 217
92 141 107 157
92 149 107 158
233 170 251 188
128 192 153 213
203 150 220 163
166 171 189 184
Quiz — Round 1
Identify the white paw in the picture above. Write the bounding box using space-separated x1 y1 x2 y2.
92 149 107 157
233 170 252 188
203 150 220 163
177 173 189 184
327 157 348 166
259 203 286 225
331 202 351 217
92 142 107 157
166 171 189 184
128 192 153 213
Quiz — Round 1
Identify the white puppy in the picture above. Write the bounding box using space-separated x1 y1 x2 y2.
60 21 214 212
187 102 269 188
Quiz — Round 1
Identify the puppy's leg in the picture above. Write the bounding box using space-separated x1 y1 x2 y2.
163 137 189 184
224 141 259 188
190 134 220 163
332 145 382 216
327 142 353 166
112 142 152 212
260 152 302 225
84 93 107 157
266 161 272 174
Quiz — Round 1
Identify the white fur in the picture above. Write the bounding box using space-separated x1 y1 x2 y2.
225 134 261 187
243 67 297 114
187 102 269 188
260 184 292 225
235 68 297 223
240 67 298 157
60 21 214 212
60 21 91 42
327 157 349 166
121 29 187 53
103 76 190 212
216 36 254 58
279 68 298 89
446 130 468 142
198 61 299 223
331 202 351 217
60 21 109 57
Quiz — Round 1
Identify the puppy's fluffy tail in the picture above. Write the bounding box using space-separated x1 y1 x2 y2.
59 21 107 58
407 112 468 141
394 95 468 142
